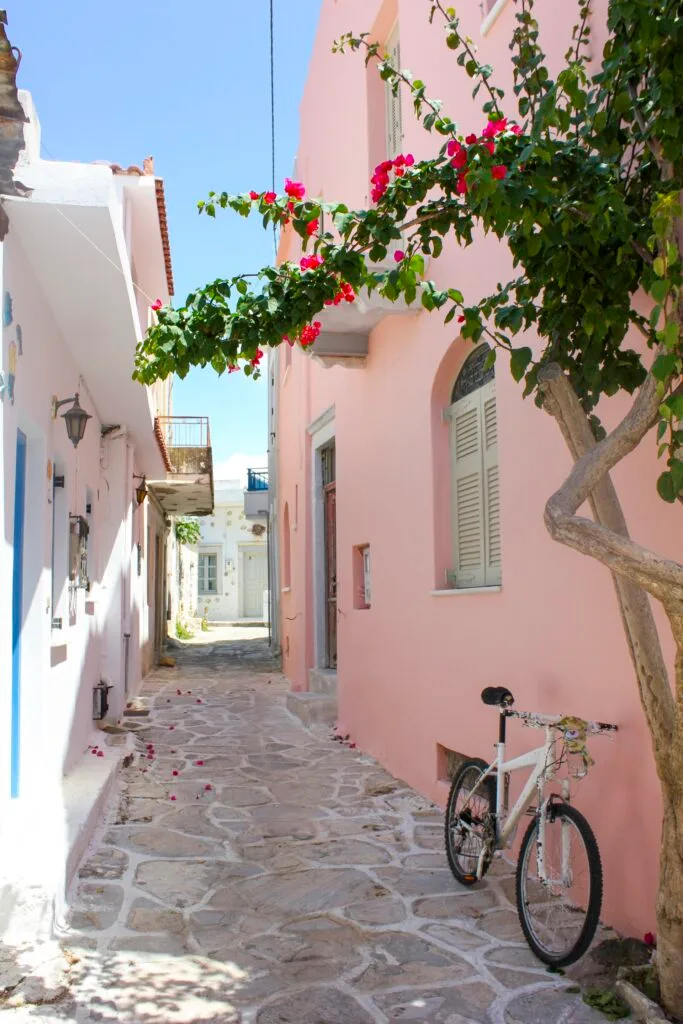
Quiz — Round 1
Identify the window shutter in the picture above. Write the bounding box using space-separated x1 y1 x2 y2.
450 392 486 588
385 27 403 159
481 381 501 585
449 380 501 588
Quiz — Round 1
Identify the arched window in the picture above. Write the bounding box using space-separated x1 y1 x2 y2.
448 344 501 588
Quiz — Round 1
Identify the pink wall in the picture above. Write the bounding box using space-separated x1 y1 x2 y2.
277 0 681 938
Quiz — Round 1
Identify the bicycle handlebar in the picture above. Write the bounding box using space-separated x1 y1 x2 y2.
504 709 618 735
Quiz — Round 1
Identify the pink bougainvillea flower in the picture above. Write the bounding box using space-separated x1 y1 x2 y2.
306 218 319 236
456 174 468 195
395 168 405 177
250 350 264 368
451 150 467 170
228 364 240 373
205 783 213 791
404 153 415 166
447 140 459 157
97 750 104 757
394 250 405 262
491 165 508 180
172 770 179 776
284 178 306 200
458 314 466 323
349 742 357 749
393 154 405 167
170 795 177 801
195 760 204 766
483 117 507 138
151 299 163 311
465 133 478 145
264 192 277 204
176 689 182 695
91 748 98 755
644 932 656 947
300 321 322 347
484 140 496 155
511 124 523 135
249 190 260 200
170 749 176 754
379 159 394 173
169 725 175 730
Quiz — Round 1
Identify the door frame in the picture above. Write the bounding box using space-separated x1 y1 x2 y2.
307 407 336 670
11 430 27 799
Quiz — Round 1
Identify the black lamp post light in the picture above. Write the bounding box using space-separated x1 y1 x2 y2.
51 392 92 448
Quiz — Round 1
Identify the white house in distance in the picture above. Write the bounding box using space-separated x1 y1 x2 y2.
0 27 212 939
193 473 269 623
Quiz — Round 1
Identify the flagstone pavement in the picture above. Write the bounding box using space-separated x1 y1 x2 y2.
1 629 611 1024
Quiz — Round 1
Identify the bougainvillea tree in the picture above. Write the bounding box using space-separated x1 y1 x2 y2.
135 0 683 1009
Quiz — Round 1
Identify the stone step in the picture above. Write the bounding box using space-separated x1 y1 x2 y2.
308 668 337 696
286 691 337 727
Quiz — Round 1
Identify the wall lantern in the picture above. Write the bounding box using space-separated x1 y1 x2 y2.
93 680 113 721
51 393 92 448
134 474 148 505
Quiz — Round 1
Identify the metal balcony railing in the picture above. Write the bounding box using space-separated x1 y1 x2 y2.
247 468 269 491
155 416 212 476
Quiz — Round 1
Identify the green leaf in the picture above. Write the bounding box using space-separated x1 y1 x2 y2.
510 346 533 382
656 471 676 502
652 352 678 382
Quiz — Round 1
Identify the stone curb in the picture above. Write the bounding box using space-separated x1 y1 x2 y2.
615 980 669 1023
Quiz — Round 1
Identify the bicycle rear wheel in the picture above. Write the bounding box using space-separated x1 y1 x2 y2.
516 801 602 967
444 758 496 886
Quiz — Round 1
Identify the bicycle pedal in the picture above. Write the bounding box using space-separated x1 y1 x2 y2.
463 874 476 882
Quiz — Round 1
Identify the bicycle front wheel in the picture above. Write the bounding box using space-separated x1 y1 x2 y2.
516 801 602 967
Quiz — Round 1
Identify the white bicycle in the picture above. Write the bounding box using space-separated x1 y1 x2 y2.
444 686 617 966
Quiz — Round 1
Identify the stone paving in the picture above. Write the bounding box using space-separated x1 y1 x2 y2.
1 630 612 1023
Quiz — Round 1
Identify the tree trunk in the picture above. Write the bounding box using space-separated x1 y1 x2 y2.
538 365 683 1019
657 779 683 1018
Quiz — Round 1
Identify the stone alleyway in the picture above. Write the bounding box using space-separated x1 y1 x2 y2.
2 630 611 1024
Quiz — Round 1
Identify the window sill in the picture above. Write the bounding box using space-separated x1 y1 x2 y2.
431 586 502 597
481 0 509 36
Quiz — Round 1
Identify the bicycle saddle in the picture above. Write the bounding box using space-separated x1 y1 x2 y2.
481 686 515 707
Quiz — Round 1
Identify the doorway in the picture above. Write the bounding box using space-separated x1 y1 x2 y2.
242 547 267 618
11 431 27 799
321 443 337 669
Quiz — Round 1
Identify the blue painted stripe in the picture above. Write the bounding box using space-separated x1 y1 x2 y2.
11 430 26 799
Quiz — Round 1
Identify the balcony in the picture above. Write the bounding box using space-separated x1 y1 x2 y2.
148 416 214 515
244 468 269 519
311 249 418 369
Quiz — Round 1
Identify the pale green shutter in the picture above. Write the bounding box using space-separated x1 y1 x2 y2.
481 381 501 585
385 27 403 159
450 391 486 588
449 381 501 588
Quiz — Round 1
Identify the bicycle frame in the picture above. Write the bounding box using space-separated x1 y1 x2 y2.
469 719 568 883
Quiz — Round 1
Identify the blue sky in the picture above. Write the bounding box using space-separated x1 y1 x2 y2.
11 0 322 471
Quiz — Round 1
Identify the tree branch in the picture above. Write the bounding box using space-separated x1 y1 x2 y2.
538 363 676 762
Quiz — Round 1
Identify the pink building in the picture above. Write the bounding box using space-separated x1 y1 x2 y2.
274 0 680 938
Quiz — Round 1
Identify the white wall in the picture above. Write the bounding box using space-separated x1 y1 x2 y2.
189 480 268 622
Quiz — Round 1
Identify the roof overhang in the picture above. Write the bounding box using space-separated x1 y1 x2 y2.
5 160 166 476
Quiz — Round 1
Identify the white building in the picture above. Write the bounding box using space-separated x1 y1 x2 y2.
188 475 269 624
0 44 212 936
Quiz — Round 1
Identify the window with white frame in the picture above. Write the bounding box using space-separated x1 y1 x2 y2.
198 552 218 595
448 345 501 589
385 24 403 159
